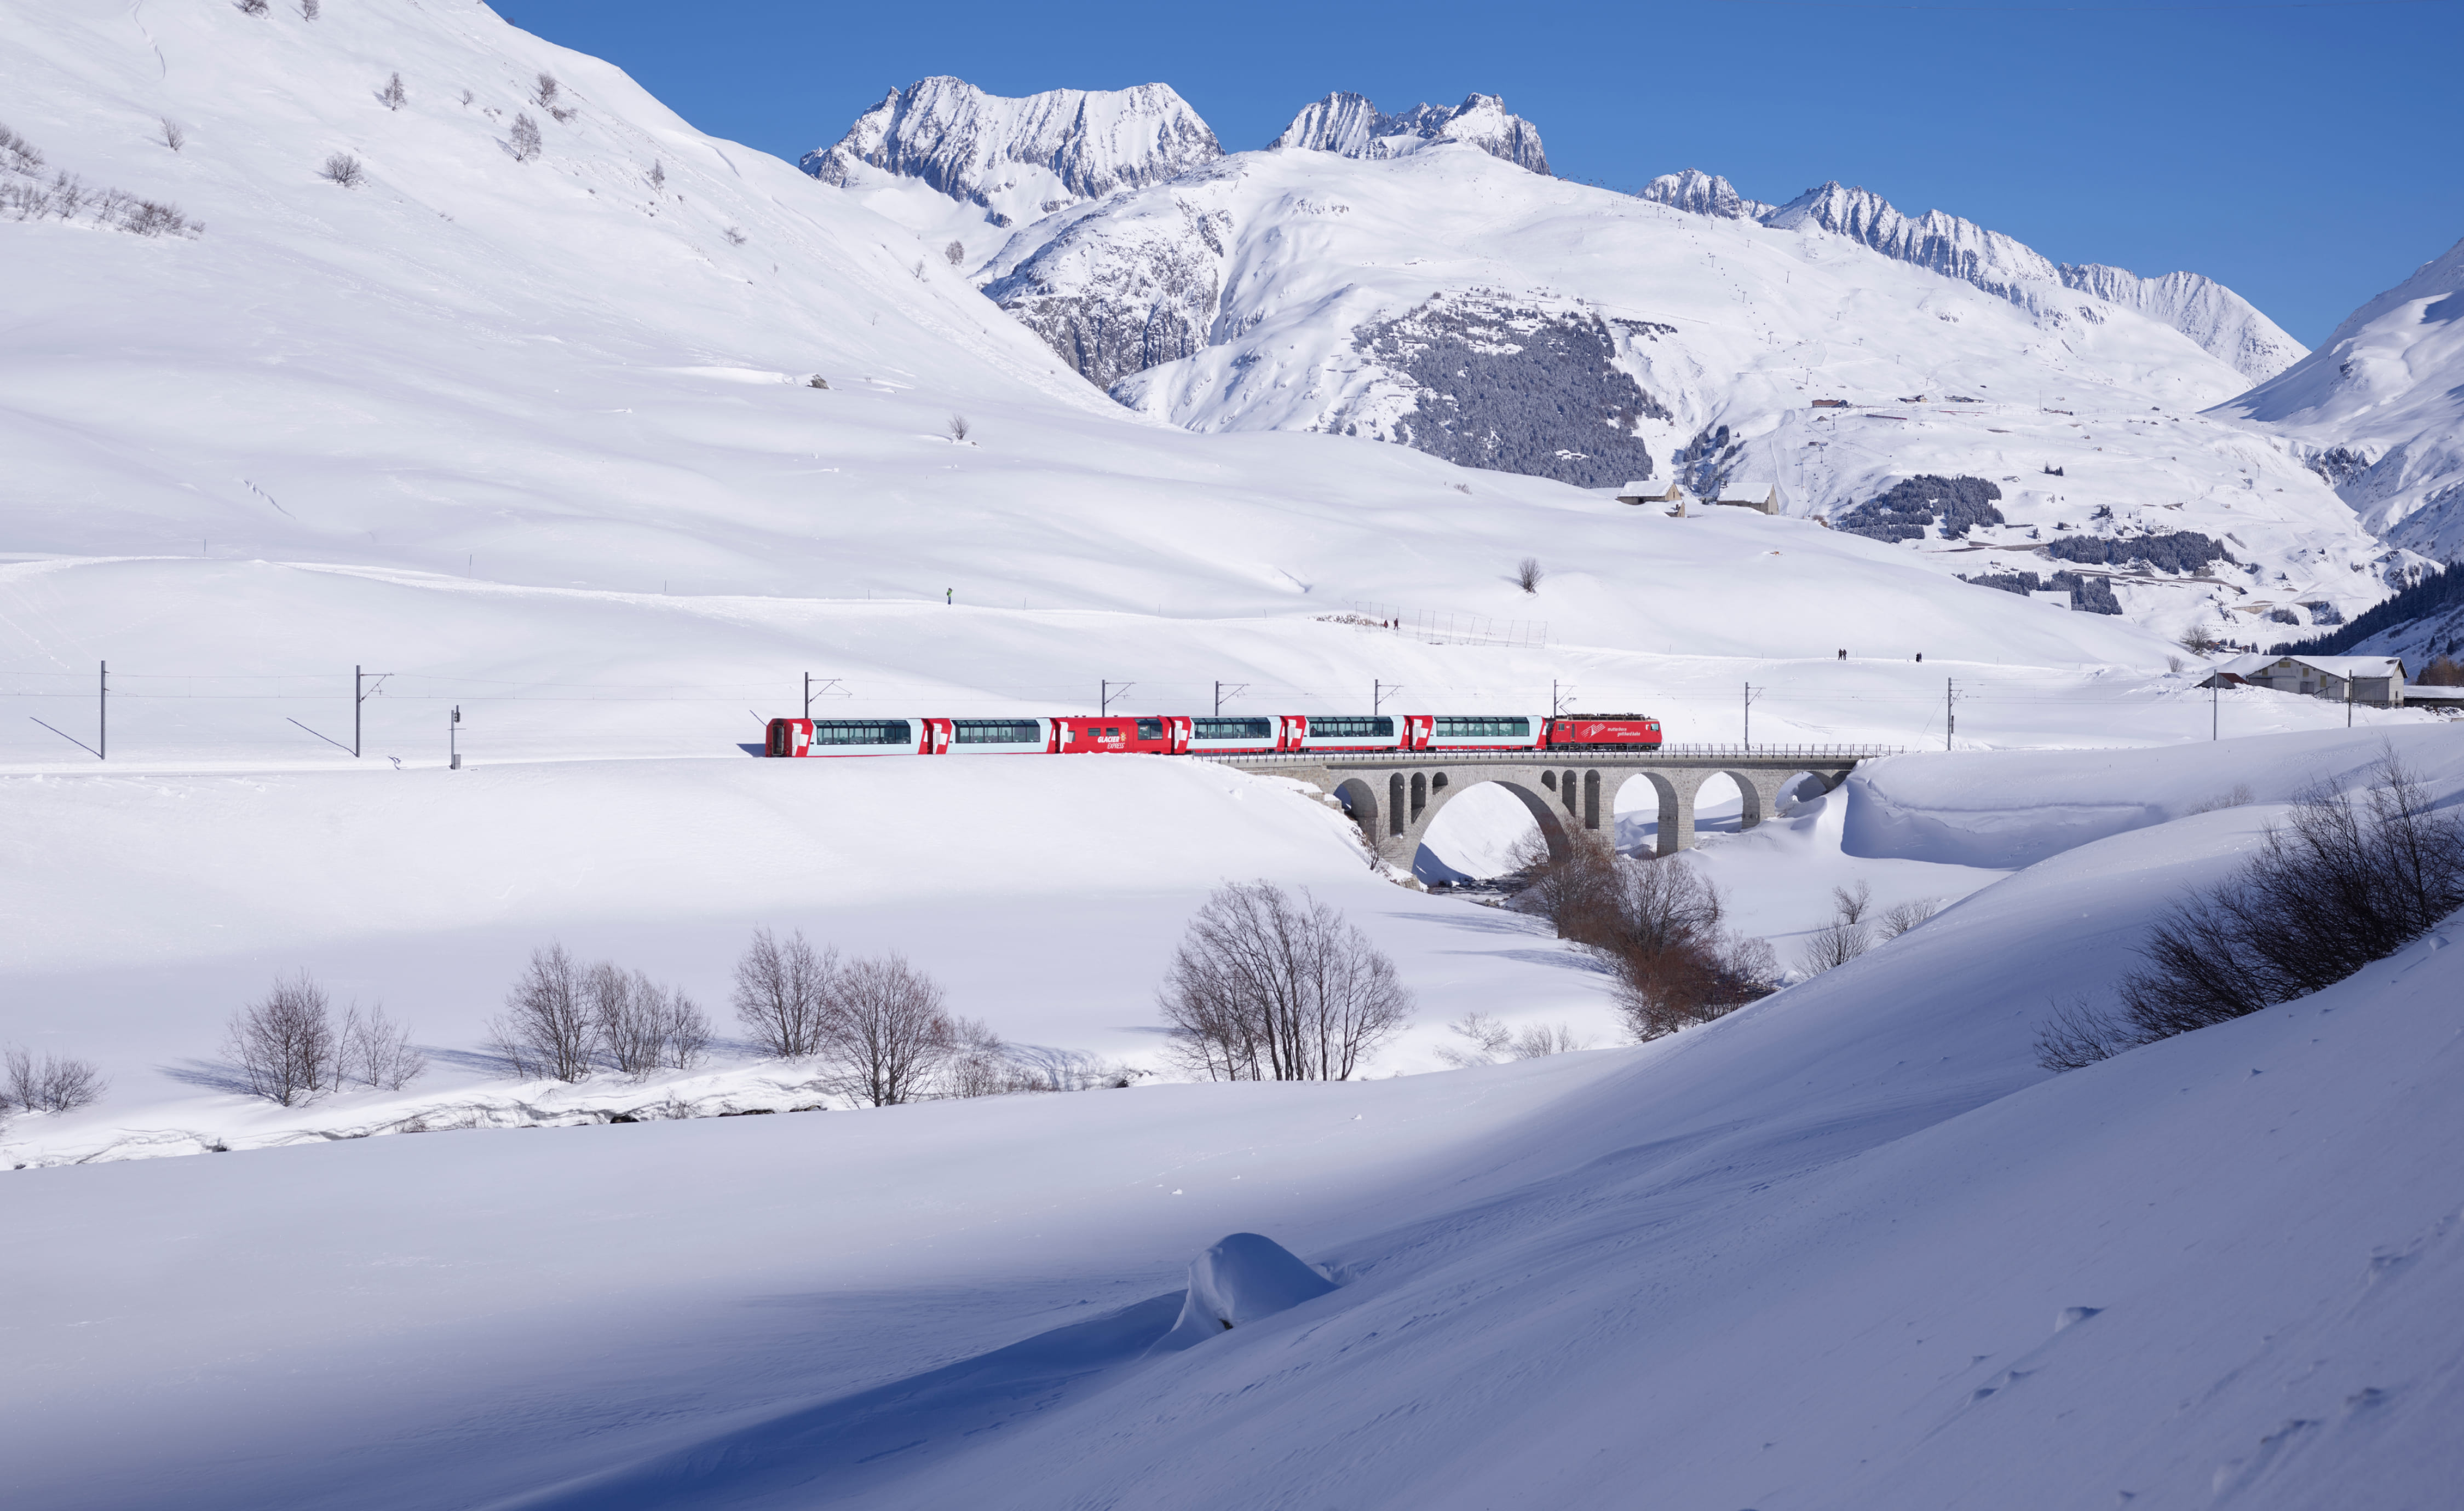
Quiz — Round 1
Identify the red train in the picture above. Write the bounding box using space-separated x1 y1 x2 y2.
761 712 1662 758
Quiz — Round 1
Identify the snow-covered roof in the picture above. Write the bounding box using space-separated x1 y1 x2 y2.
2212 653 2405 679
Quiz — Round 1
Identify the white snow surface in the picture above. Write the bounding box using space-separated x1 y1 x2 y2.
7 8 2463 1507
9 728 2462 1510
2219 235 2464 559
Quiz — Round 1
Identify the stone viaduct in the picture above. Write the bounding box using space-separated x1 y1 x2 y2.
1208 746 1898 863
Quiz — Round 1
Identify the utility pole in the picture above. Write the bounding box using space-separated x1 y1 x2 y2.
99 660 107 760
1945 678 1956 751
1213 681 1247 717
2346 676 2354 728
801 675 843 719
2213 664 2219 741
355 666 362 757
1373 679 1396 715
1743 682 1762 751
449 705 462 770
1102 680 1132 716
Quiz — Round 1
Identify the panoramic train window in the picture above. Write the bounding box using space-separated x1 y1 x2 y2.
1193 718 1274 740
1434 716 1530 739
1308 717 1395 739
810 720 913 745
1136 719 1165 741
953 720 1040 744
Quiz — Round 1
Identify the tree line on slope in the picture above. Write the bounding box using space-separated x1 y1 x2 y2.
2273 563 2464 661
2036 752 2464 1070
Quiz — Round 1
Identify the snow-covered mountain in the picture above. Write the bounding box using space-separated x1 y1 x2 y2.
1271 90 1550 176
2218 235 2464 561
972 144 2409 639
1642 173 2306 383
801 76 1221 231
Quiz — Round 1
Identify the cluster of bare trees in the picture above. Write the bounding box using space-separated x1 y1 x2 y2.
730 930 988 1104
1514 830 1776 1041
319 152 365 188
490 946 710 1082
2039 753 2464 1070
226 973 426 1106
1434 1012 1587 1069
1158 881 1413 1080
1795 882 1941 977
3 1046 107 1116
2 122 198 237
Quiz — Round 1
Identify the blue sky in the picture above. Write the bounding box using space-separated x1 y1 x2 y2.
498 0 2463 347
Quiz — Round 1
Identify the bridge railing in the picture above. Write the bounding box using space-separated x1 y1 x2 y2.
1201 744 1905 767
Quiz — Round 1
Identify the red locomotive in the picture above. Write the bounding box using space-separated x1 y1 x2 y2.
761 712 1661 758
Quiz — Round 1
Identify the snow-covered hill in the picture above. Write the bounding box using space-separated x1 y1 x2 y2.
973 145 2408 640
1642 172 2306 383
1270 90 1550 175
2218 235 2464 561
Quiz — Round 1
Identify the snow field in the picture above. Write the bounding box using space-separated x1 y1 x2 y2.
7 726 2458 1508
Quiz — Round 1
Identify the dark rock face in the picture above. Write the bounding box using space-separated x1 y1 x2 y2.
2039 530 2232 574
1960 570 2123 614
1838 476 2005 543
1338 295 1666 487
984 198 1231 390
2306 446 2373 489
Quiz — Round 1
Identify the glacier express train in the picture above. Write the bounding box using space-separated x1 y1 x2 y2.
760 712 1662 758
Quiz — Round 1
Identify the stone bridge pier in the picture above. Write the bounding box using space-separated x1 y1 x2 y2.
1212 748 1892 864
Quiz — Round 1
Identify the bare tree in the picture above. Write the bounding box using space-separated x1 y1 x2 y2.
1515 557 1544 593
1511 824 1624 943
733 927 837 1057
941 1017 1026 1097
336 1004 426 1091
1795 881 1873 976
826 954 955 1106
301 0 320 18
1877 896 1942 942
943 239 964 267
590 964 712 1075
532 72 560 109
509 113 542 162
490 944 598 1080
1435 1011 1587 1068
380 73 407 111
648 159 665 189
1592 860 1774 1040
319 152 364 188
237 0 270 14
226 973 337 1105
159 118 185 152
948 413 970 442
3 1046 107 1114
1159 881 1413 1081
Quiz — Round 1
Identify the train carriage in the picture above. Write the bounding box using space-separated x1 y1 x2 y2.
762 708 1662 758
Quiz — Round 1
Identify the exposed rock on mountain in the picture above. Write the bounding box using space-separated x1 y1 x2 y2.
981 183 1234 389
1273 91 1549 175
2219 235 2464 560
801 76 1221 228
1643 176 2305 384
1640 170 1772 222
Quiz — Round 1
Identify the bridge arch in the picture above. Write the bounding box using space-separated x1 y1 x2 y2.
1402 771 1575 873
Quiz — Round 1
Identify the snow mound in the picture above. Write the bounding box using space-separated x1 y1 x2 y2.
1158 1232 1337 1348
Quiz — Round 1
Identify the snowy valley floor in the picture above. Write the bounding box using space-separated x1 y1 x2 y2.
5 725 2461 1509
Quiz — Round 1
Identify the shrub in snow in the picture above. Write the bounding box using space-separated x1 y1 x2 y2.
1795 881 1874 976
319 153 364 188
1434 1011 1587 1068
532 73 560 110
943 239 964 267
2037 754 2464 1070
380 73 407 112
2 122 198 237
1877 896 1942 941
509 113 542 162
1514 557 1543 593
649 160 665 189
301 0 319 17
948 413 970 442
236 0 269 14
1157 1233 1336 1348
4 1045 107 1115
722 226 746 246
159 118 185 152
1159 880 1412 1080
226 973 338 1105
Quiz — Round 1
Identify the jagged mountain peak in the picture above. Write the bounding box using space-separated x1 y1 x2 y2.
1273 90 1548 175
1640 170 1772 222
802 76 1221 228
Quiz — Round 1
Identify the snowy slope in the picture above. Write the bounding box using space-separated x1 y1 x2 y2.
8 728 2459 1510
975 145 2402 639
2218 235 2464 560
1646 172 2307 384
